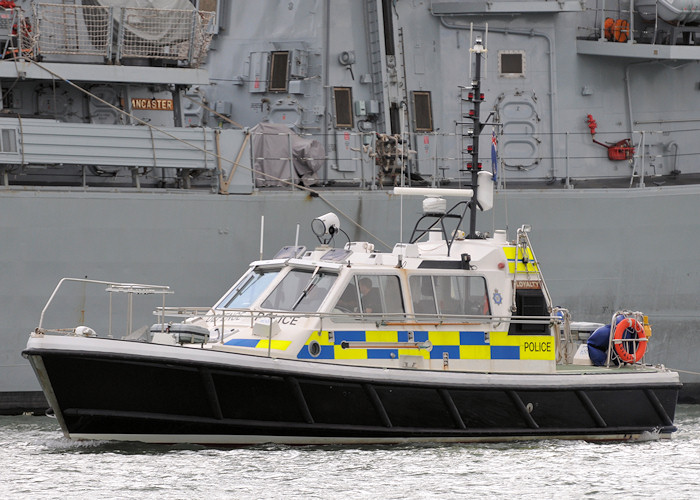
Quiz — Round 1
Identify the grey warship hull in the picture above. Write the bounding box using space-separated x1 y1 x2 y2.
4 186 699 413
2 0 700 412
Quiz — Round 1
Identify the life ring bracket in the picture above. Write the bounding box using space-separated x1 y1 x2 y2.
612 317 647 364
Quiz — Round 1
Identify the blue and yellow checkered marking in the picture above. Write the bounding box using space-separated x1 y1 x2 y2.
297 330 554 361
503 246 539 274
225 338 292 351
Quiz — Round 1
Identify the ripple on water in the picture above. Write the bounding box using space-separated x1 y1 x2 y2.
0 406 699 499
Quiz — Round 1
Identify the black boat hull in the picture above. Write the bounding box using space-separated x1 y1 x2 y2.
23 337 680 444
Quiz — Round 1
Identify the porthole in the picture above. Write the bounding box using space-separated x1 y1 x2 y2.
308 340 321 358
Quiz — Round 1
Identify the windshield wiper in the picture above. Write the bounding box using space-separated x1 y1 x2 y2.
291 267 320 311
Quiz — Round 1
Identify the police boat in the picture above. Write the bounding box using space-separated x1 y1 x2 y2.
22 174 680 444
23 38 680 443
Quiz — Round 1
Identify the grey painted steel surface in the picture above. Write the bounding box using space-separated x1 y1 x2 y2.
3 188 698 392
0 117 229 170
0 62 210 84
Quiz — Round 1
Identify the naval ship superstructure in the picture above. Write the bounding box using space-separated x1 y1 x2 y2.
2 0 700 413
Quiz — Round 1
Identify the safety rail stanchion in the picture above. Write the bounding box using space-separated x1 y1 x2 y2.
160 294 166 331
319 314 323 347
109 289 113 338
552 307 573 364
607 311 618 368
220 310 225 344
288 133 295 191
606 310 649 366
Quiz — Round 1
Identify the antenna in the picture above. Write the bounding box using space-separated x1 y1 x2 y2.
468 23 473 80
484 23 489 81
259 215 265 260
466 35 487 238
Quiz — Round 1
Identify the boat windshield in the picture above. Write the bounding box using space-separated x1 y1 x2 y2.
260 268 338 312
216 268 281 309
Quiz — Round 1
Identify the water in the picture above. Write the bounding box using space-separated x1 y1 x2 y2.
1 406 699 499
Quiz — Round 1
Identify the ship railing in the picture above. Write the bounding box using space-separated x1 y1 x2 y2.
552 307 576 364
35 278 173 339
582 0 700 47
155 306 563 350
156 307 565 328
605 310 650 367
27 3 214 67
34 279 563 345
512 224 553 306
246 127 658 193
0 7 33 59
0 123 676 192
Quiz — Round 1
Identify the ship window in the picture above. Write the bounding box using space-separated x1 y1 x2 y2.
335 280 361 314
269 51 290 92
0 129 17 153
332 274 405 316
333 87 354 129
508 288 548 335
2 89 14 110
261 268 338 312
410 275 489 317
412 91 433 132
410 276 437 315
217 268 280 309
498 51 525 78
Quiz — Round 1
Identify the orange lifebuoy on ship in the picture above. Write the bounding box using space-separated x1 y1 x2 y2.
604 18 614 41
613 19 629 43
613 318 647 363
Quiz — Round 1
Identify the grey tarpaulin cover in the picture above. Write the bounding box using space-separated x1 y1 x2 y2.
88 0 196 43
250 123 324 187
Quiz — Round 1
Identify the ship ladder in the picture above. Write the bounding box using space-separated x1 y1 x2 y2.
512 225 553 306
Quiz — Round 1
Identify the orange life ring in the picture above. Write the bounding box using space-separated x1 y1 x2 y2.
613 19 629 43
604 18 614 41
613 318 646 363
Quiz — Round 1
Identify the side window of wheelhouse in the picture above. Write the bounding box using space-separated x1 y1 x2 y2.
333 275 404 315
335 280 361 313
508 288 548 334
379 275 404 313
434 276 461 315
410 275 437 315
464 276 490 315
409 275 490 316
